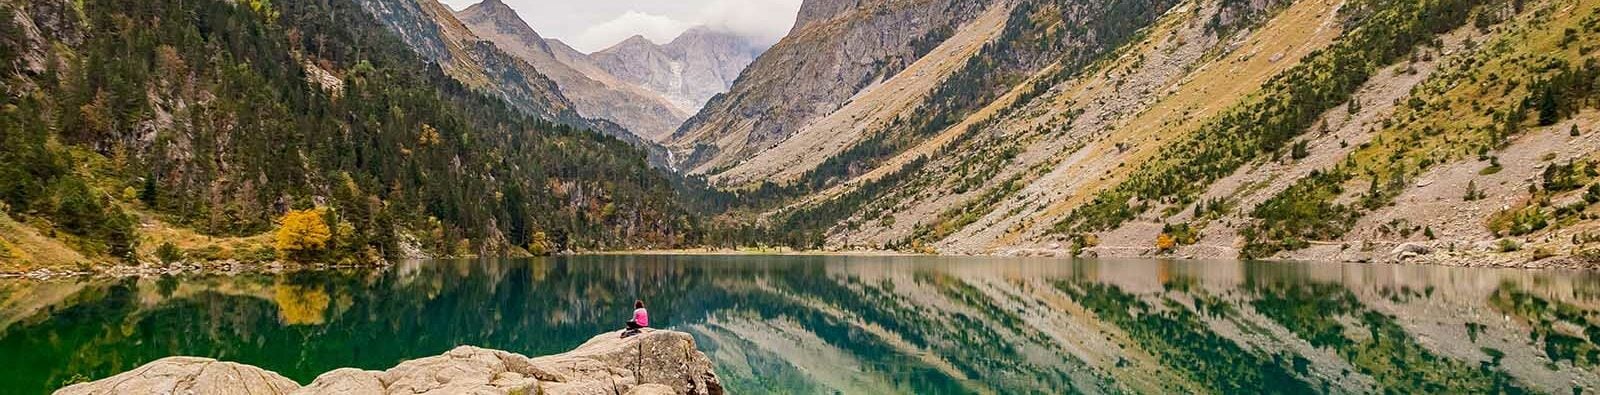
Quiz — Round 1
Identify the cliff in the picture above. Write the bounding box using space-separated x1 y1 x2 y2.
667 0 993 174
55 330 722 395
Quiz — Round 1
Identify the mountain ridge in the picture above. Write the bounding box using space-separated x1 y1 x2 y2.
454 0 692 142
667 0 1600 269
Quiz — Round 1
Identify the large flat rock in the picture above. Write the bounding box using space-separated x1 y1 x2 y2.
55 330 722 395
56 356 299 395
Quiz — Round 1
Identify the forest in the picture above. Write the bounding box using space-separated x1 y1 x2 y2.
0 0 702 266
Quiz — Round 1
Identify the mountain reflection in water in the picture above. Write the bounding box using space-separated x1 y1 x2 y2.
2 256 1598 394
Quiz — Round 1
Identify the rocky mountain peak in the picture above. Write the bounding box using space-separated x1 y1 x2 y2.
586 26 763 118
456 0 692 142
458 0 545 46
604 34 658 52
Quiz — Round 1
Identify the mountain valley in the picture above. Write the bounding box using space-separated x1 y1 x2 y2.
2 0 1599 271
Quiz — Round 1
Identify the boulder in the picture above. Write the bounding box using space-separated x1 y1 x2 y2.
1391 243 1434 259
293 368 384 395
56 356 299 395
56 330 721 395
531 329 723 395
373 346 543 394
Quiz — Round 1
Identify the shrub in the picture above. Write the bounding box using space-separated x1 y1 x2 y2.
1488 205 1549 236
155 242 183 264
1541 159 1592 192
1155 233 1177 253
1290 140 1311 160
527 231 553 256
275 208 331 262
244 245 278 263
186 245 227 261
1464 180 1486 201
1496 239 1522 252
1530 247 1555 261
1069 233 1099 256
1577 249 1600 264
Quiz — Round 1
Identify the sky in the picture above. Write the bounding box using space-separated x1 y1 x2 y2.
440 0 804 53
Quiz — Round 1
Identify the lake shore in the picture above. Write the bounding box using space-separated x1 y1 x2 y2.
583 247 926 256
6 244 1598 281
0 248 928 280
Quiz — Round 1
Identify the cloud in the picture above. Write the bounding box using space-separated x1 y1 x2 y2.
573 11 693 52
693 0 804 46
564 0 803 52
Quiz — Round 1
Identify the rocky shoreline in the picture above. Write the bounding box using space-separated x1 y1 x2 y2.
0 259 391 281
55 329 723 395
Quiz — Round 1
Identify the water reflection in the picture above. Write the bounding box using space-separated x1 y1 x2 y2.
2 256 1598 394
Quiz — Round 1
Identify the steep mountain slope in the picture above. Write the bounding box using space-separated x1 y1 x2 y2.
0 0 697 270
668 0 994 174
342 0 576 128
699 0 1600 267
588 27 765 116
455 0 691 142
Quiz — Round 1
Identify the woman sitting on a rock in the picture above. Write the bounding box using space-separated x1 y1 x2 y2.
622 299 648 338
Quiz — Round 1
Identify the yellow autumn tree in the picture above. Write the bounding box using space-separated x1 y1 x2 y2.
527 231 553 256
275 208 331 261
418 123 442 147
1155 233 1177 253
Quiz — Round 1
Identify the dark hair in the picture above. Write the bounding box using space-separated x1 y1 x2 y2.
634 300 644 309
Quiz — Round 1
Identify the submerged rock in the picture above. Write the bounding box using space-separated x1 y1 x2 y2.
56 330 722 395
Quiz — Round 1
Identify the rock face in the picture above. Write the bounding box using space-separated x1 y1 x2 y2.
56 330 723 395
454 0 763 142
667 0 992 173
588 28 764 119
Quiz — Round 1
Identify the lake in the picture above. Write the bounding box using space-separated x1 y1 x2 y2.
2 255 1598 394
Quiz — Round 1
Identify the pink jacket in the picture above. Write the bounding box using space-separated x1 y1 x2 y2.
633 308 649 327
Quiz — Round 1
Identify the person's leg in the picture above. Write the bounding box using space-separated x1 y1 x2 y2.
627 320 643 330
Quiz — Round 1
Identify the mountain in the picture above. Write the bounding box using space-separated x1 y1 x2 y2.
667 0 994 175
352 0 683 165
341 0 580 131
682 0 1600 267
455 0 691 142
0 0 700 270
588 27 765 117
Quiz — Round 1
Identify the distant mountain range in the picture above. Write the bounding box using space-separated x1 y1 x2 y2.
452 0 763 142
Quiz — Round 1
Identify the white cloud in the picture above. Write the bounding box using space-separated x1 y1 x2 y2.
693 0 804 46
573 11 692 52
440 0 804 53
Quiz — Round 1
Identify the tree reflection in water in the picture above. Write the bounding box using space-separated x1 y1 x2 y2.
1 256 1598 394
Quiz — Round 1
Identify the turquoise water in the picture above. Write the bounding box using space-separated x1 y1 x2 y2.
2 256 1598 394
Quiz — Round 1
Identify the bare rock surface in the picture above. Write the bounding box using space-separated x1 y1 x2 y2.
56 330 722 395
56 356 299 395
